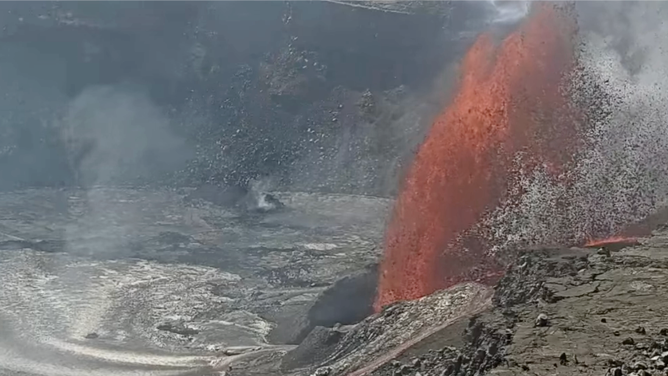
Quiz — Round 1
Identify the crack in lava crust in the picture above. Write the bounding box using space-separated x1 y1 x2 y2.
375 3 580 310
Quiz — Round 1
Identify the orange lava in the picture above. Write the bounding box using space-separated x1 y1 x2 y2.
584 236 639 248
375 4 579 310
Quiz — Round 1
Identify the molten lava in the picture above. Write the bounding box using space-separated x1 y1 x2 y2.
375 4 580 310
584 236 639 248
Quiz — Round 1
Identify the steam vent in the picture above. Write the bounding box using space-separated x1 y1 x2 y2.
1 2 668 376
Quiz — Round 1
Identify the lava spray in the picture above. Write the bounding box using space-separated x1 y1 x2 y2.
375 3 580 310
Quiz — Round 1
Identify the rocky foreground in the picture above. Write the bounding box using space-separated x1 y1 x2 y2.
268 232 668 376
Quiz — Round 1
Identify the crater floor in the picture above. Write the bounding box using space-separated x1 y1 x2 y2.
0 187 389 375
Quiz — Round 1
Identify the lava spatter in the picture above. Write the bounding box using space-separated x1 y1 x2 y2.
375 3 580 310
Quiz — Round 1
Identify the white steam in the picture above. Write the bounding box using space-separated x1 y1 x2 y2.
487 0 530 25
61 85 189 186
59 85 191 257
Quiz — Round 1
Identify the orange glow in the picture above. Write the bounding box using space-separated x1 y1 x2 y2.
584 236 639 248
375 4 579 310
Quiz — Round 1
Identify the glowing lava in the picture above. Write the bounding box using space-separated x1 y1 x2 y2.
584 236 639 248
375 3 580 310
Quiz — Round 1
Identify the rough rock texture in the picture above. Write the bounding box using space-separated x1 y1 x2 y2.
256 229 668 376
249 282 495 376
267 263 379 345
495 238 668 376
318 283 494 376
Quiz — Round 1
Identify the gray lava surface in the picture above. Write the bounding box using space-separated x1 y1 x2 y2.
0 187 389 375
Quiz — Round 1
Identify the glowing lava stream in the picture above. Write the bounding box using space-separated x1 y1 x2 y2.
375 3 580 310
584 236 639 248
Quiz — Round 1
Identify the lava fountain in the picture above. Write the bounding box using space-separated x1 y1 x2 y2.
375 3 580 310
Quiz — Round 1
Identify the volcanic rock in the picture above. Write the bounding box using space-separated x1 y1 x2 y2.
281 326 346 371
156 322 200 337
305 282 495 375
535 313 549 327
1 5 667 376
266 262 378 345
265 223 668 376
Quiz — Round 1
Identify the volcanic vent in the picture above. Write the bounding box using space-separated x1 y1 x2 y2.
375 3 603 310
377 0 668 311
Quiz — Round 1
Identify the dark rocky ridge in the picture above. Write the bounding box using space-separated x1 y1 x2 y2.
267 263 379 345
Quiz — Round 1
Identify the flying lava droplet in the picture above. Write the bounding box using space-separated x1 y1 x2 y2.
375 3 581 310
